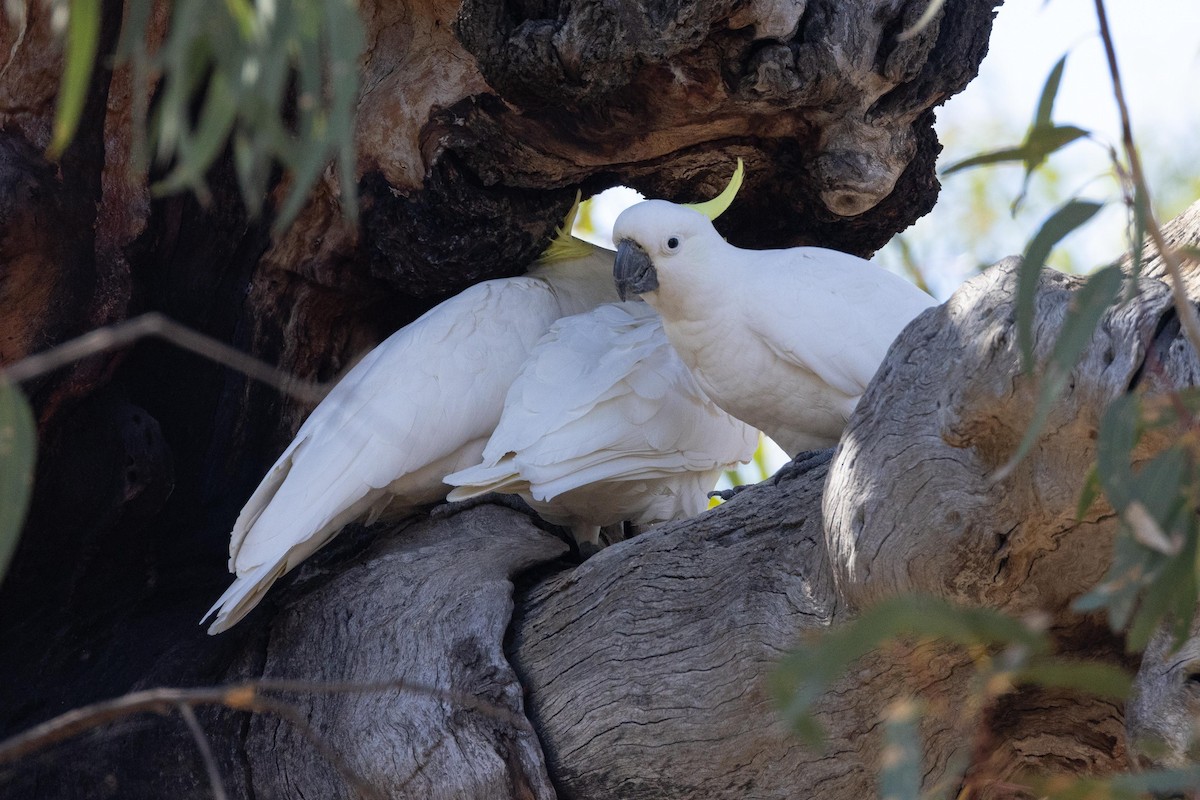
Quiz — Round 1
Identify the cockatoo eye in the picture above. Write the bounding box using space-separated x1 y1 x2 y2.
664 236 681 253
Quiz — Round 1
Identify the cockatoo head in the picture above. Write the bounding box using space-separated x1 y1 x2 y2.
612 202 720 300
611 159 744 301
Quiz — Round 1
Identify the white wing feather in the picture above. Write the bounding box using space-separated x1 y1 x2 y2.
445 301 758 538
206 277 591 633
748 248 937 397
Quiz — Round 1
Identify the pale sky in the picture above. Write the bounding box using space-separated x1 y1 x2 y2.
898 0 1200 297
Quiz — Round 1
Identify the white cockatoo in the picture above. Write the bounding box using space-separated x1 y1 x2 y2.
203 198 619 633
611 168 937 455
204 172 746 633
444 300 759 545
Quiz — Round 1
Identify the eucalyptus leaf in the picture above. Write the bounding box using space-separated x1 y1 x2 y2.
1017 200 1106 368
1126 525 1197 652
1016 659 1131 699
941 146 1031 176
0 380 36 583
1128 181 1149 283
49 0 101 157
1023 124 1091 170
1034 55 1068 129
1096 393 1139 510
111 0 363 228
1075 464 1101 520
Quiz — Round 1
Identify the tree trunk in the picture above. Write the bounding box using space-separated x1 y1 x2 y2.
16 0 1196 798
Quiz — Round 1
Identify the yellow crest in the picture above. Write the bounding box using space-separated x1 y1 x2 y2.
682 158 744 220
538 191 597 264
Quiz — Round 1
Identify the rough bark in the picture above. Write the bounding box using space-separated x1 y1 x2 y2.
823 261 1177 616
0 0 1002 766
226 506 565 800
1125 618 1200 771
13 0 1200 798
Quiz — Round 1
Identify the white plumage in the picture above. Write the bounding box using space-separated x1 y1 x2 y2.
612 199 937 455
203 220 618 634
444 300 759 544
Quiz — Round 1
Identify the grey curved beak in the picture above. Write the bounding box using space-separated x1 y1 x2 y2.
614 240 658 301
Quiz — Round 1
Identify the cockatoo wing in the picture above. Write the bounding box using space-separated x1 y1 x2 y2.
205 277 570 633
747 248 936 398
446 301 757 533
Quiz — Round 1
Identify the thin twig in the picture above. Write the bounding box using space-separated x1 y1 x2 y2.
0 677 525 766
1093 0 1200 355
176 703 229 800
0 313 331 404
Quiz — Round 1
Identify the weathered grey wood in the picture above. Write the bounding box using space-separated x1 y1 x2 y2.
511 453 841 799
824 258 1193 616
223 505 567 800
1126 619 1200 770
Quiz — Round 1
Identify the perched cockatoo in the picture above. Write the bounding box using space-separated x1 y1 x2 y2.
611 170 937 455
444 300 759 545
203 198 618 634
204 170 746 633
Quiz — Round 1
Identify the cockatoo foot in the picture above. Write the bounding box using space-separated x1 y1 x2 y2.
708 485 750 502
433 492 540 520
772 448 835 485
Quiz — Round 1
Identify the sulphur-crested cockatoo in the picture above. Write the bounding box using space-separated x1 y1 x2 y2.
204 172 747 633
612 170 936 455
203 198 618 634
444 300 759 545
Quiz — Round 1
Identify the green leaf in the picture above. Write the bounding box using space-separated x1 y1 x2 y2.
1074 529 1153 629
1076 464 1102 520
940 55 1089 217
1034 55 1068 129
1128 181 1149 283
222 0 257 39
996 265 1122 478
1017 659 1131 699
116 0 363 223
152 71 240 200
1017 200 1106 368
1096 394 1139 510
49 0 102 157
1126 519 1197 652
941 146 1031 177
1022 124 1091 172
940 124 1086 181
1085 398 1200 648
1130 446 1189 525
880 699 923 800
1106 767 1200 796
0 380 36 583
